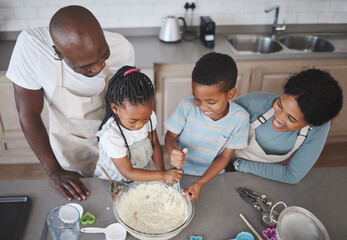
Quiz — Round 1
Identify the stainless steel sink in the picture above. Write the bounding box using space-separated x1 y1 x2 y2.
279 36 335 52
226 35 283 54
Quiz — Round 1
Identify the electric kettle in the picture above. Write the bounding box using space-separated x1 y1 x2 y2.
159 16 187 43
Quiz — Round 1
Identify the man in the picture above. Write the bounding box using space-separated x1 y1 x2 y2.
6 5 135 201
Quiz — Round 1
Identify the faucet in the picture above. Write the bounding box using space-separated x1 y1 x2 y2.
265 5 286 38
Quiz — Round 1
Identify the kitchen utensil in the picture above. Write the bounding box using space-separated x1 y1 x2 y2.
159 16 187 42
231 232 255 240
98 163 126 199
80 212 95 225
262 228 276 240
238 187 277 227
239 213 262 240
113 181 194 240
46 205 80 240
81 223 126 240
269 203 330 240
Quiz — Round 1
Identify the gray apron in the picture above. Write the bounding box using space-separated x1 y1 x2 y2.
94 118 153 183
48 60 112 176
234 108 310 163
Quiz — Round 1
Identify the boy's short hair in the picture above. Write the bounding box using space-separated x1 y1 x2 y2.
192 52 238 93
284 68 343 126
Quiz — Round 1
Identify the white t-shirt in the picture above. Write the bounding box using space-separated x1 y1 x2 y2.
99 112 157 159
6 26 135 103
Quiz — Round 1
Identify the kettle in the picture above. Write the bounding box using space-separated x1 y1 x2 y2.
159 16 187 42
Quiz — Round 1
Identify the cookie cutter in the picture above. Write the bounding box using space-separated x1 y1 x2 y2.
262 227 277 240
80 212 96 225
190 236 203 240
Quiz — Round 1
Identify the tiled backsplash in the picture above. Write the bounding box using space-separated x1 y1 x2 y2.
0 0 347 31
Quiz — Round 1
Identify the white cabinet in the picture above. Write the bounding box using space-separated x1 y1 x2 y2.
0 72 48 164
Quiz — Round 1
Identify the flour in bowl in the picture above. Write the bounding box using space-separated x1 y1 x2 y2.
118 183 188 234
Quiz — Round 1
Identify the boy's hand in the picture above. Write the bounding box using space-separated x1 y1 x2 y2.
170 148 188 168
182 182 202 201
163 168 184 183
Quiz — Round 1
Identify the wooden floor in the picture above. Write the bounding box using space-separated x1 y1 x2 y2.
0 143 346 181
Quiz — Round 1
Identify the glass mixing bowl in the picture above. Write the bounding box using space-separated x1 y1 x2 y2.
113 181 195 240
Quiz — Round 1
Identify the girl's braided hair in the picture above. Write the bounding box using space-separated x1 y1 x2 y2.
100 65 155 160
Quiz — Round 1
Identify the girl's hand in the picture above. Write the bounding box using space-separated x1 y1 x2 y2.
182 182 202 201
163 168 184 183
170 148 188 168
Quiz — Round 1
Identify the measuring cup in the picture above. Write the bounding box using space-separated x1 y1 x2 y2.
81 223 126 240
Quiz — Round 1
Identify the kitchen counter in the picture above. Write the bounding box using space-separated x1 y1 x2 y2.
1 33 347 71
1 167 346 239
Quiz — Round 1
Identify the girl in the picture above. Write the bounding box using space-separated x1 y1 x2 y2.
94 66 183 183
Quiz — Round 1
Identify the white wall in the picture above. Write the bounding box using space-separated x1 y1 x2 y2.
0 0 347 31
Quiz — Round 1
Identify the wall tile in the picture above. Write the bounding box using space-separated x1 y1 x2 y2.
333 12 347 23
23 0 48 7
297 13 319 23
27 18 50 28
0 1 346 31
329 1 347 12
131 4 154 16
5 19 27 30
13 7 37 19
0 8 14 20
318 13 335 23
0 0 24 8
287 2 310 13
107 5 131 16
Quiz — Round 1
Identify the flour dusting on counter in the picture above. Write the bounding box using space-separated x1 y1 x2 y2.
118 183 188 233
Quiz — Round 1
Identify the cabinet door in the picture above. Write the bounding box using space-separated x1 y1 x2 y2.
251 60 310 93
0 73 49 164
311 60 347 143
154 64 194 143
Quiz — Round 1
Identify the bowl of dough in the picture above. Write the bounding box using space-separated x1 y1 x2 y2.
113 181 195 240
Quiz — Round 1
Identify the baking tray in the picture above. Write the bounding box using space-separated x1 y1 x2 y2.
0 196 31 240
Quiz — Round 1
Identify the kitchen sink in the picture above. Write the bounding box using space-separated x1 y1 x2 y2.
226 35 283 54
279 36 334 52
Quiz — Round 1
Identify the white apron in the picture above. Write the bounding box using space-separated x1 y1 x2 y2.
94 118 153 183
48 60 112 176
234 108 310 163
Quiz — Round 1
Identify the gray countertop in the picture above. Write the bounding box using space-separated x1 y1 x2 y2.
1 167 347 240
1 33 347 71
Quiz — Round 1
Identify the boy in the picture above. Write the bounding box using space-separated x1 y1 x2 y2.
165 52 249 201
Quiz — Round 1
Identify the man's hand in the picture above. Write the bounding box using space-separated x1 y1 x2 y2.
49 168 90 201
182 182 202 201
170 148 188 168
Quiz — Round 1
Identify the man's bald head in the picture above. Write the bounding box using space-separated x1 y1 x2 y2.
49 5 110 77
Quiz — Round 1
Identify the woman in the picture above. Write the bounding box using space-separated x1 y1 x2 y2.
230 68 343 184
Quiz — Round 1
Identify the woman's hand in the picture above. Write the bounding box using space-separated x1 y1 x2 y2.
182 182 202 201
163 168 184 183
170 148 188 168
49 168 89 201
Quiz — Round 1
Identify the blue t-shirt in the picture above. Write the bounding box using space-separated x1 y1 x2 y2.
233 92 330 184
165 97 249 176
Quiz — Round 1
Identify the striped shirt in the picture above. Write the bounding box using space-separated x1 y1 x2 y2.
165 97 249 176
